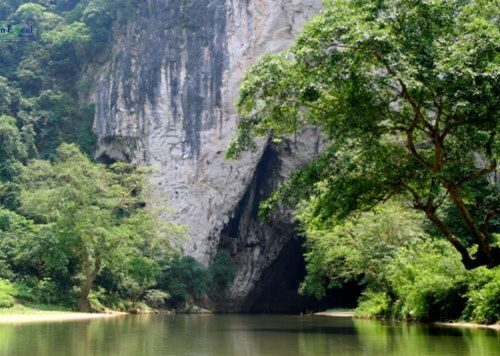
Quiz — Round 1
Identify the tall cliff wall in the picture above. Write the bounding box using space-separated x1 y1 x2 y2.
90 0 322 311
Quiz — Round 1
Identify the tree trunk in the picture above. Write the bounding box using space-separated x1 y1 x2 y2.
78 275 95 312
77 253 101 312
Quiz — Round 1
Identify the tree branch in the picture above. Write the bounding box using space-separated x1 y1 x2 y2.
426 178 439 210
406 127 433 170
423 207 478 269
482 208 499 237
401 183 423 208
403 182 484 270
446 184 491 255
457 160 497 187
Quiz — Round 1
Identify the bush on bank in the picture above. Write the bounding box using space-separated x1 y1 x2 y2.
355 241 500 324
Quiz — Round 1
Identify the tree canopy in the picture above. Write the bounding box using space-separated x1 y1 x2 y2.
228 0 499 269
16 144 184 311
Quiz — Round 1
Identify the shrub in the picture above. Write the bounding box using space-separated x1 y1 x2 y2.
354 242 500 324
355 290 391 319
12 277 74 307
88 289 106 312
209 251 236 295
0 279 15 308
145 289 169 308
386 240 467 321
353 239 469 322
297 201 429 300
125 256 160 302
463 268 500 324
163 278 189 307
160 256 210 307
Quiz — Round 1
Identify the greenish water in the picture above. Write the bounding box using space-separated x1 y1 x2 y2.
0 315 499 356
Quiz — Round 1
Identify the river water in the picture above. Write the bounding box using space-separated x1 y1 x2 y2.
0 315 498 355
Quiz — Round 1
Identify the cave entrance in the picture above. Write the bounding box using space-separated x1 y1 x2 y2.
243 236 362 314
217 142 361 314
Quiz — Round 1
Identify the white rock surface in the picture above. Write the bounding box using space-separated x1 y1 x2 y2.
90 0 322 310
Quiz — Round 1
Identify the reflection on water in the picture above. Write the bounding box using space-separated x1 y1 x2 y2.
0 315 498 356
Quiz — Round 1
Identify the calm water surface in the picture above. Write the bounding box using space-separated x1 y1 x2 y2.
0 315 499 356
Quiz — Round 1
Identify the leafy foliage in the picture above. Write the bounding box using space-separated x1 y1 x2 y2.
208 250 236 295
0 0 138 159
297 201 427 299
463 266 500 324
160 256 210 307
0 207 39 280
386 239 468 321
355 291 391 319
228 0 500 269
355 240 500 324
158 250 237 307
297 196 500 323
0 279 15 308
144 289 169 309
0 114 35 208
14 144 183 311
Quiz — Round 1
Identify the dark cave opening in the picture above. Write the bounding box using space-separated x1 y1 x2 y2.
217 142 361 314
96 153 117 165
245 236 362 314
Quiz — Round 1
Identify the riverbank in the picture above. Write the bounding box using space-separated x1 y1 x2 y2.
314 310 355 318
0 305 127 324
433 321 500 332
314 309 500 332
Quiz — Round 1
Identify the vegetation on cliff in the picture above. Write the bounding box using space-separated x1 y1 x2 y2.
0 1 238 313
229 0 499 323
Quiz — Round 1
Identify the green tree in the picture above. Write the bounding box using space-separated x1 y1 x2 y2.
228 0 499 269
0 77 18 115
463 266 500 323
297 200 428 299
0 1 103 158
0 208 38 279
9 3 62 30
0 114 35 208
160 255 210 307
0 115 28 180
17 144 180 311
209 250 236 295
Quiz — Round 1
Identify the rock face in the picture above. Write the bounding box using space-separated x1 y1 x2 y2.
91 0 322 311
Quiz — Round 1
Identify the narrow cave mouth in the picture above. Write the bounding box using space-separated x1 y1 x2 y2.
216 142 361 314
244 237 362 314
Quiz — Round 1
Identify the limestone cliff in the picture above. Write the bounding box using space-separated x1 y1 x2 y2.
90 0 322 311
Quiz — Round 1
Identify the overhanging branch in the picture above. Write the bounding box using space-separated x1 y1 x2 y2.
457 160 497 187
